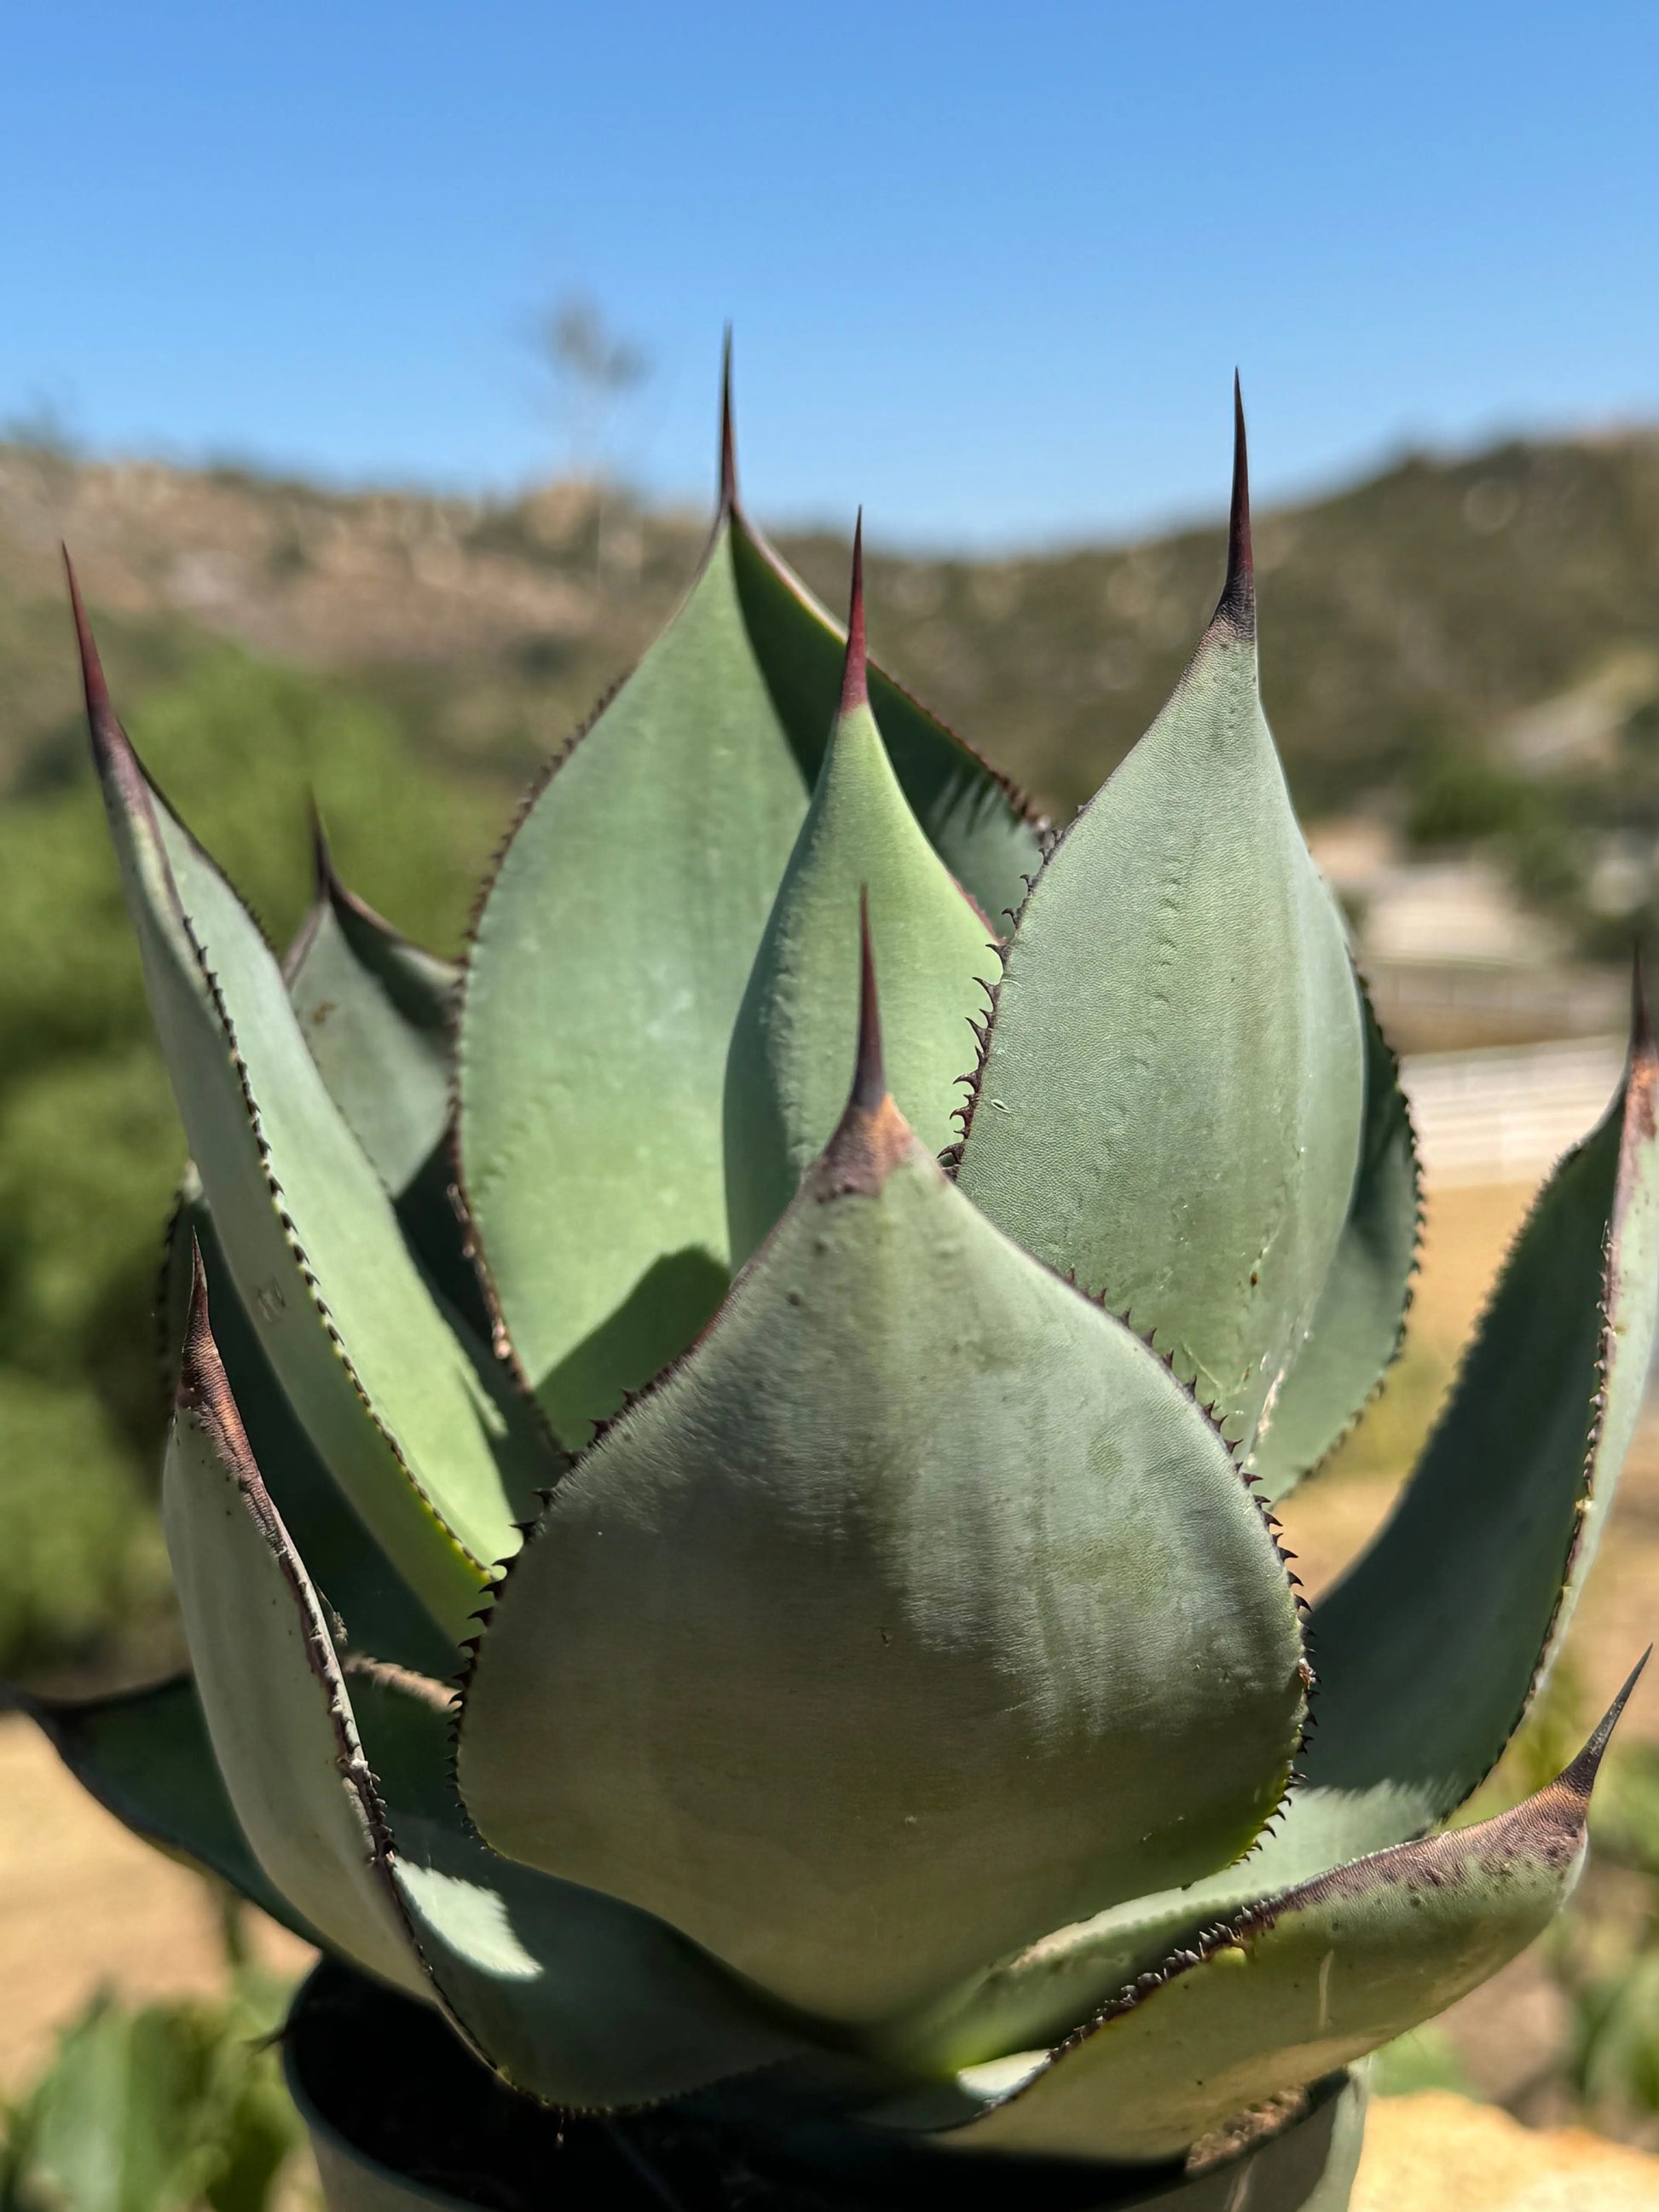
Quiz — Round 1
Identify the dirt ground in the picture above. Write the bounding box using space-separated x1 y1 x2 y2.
1356 2093 1659 2209
3 1175 1659 2194
0 1720 311 2085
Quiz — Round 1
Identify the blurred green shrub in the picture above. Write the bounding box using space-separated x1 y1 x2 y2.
0 1374 170 1679
0 1967 302 2212
1369 2023 1473 2099
1406 747 1540 848
0 642 497 1683
1546 1740 1659 2128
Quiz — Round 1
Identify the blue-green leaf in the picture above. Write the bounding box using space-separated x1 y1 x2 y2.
162 1182 460 1680
164 1268 430 2001
284 823 458 1199
459 387 1041 1447
955 397 1364 1453
1292 993 1659 1872
1249 973 1420 1501
73 571 545 1641
723 536 998 1262
166 1262 827 2110
875 1672 1636 2163
460 973 1304 2030
458 515 807 1446
280 839 497 1359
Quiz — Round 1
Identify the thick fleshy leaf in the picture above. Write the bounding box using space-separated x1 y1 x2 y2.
280 844 493 1351
867 1877 1268 2081
19 1673 323 1946
284 823 458 1198
955 396 1364 1451
164 1265 431 2001
350 1666 828 2111
891 995 1659 2072
162 1181 460 1680
1286 992 1659 1870
876 1674 1635 2163
723 535 998 1262
168 1265 829 2110
458 515 808 1445
286 1957 1367 2212
72 571 543 1640
1248 974 1419 1500
460 979 1305 2030
459 385 1041 1448
725 500 1039 930
815 2071 1367 2212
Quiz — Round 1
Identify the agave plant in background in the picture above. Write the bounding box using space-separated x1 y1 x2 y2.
14 361 1659 2212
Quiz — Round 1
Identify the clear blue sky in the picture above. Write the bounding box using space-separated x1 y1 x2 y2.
3 3 1654 546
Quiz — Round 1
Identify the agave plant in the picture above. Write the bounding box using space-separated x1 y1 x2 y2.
16 365 1659 2212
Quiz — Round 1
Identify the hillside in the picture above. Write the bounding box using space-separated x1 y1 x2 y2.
3 424 1659 834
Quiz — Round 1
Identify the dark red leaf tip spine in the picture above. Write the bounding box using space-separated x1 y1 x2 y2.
62 547 154 823
1564 1648 1650 1799
840 511 869 717
62 548 113 727
815 890 916 1198
719 327 738 511
1214 373 1256 641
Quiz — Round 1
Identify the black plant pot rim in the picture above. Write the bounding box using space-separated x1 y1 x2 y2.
282 1959 1367 2212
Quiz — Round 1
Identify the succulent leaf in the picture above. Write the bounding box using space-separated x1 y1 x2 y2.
1248 973 1420 1500
166 1268 830 2109
870 1874 1270 2080
723 529 1000 1262
901 990 1659 2071
955 392 1364 1450
286 817 459 1198
725 505 1040 928
281 840 494 1345
72 570 544 1639
458 517 809 1447
162 1182 461 1679
18 1672 324 1946
874 1670 1637 2163
460 382 1041 1449
164 1255 433 2001
460 959 1306 2029
292 1952 1367 2212
349 1668 829 2112
1288 982 1659 1868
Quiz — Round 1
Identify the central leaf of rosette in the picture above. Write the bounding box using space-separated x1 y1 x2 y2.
723 520 1000 1265
459 949 1308 2031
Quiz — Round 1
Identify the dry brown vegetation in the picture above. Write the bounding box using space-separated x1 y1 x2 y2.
5 425 1659 828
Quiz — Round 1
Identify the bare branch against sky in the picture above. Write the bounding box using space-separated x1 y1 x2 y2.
532 293 650 482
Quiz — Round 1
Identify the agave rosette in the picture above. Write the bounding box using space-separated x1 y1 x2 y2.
20 370 1659 2204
